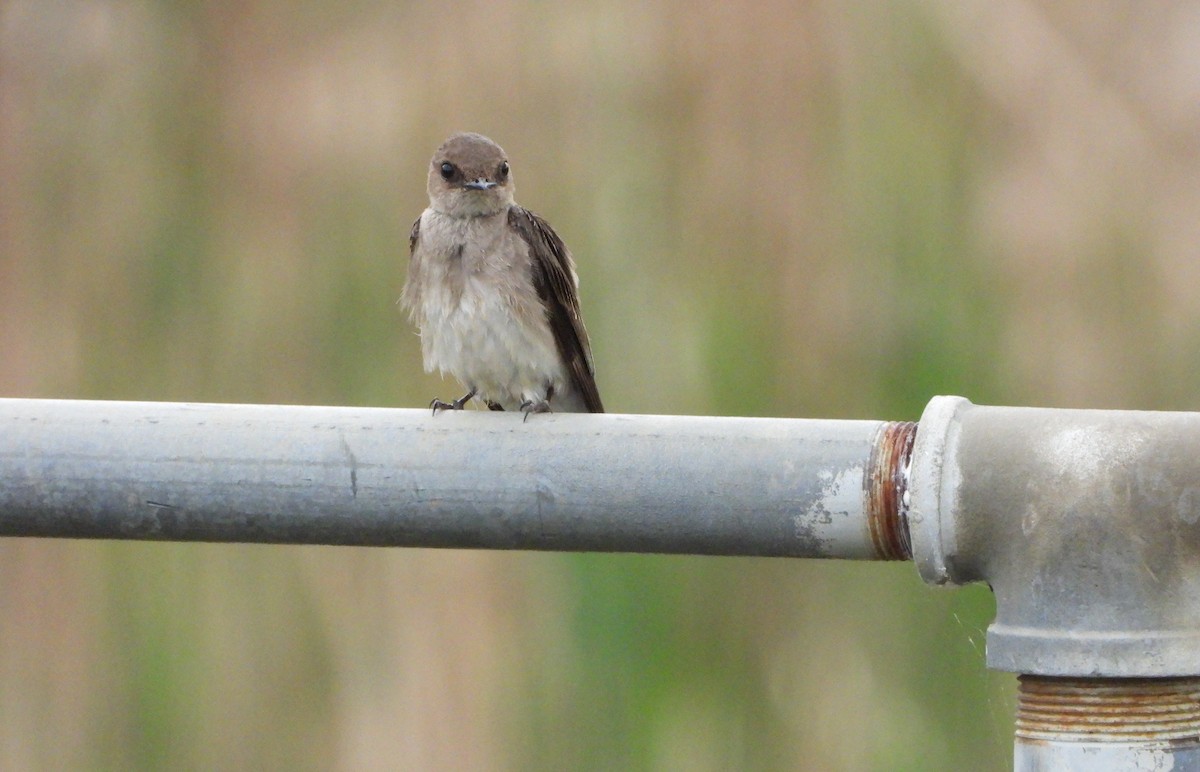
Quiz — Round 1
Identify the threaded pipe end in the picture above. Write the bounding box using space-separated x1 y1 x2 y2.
866 420 916 560
1016 675 1200 744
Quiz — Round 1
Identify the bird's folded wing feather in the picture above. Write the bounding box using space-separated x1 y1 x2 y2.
508 206 604 413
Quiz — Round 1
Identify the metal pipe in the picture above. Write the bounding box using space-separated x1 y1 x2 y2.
909 397 1200 769
908 396 1200 676
17 395 1200 767
0 398 913 559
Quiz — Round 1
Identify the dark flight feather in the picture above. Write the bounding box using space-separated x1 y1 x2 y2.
507 205 604 413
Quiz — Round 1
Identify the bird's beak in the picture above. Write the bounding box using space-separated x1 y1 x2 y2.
463 179 497 190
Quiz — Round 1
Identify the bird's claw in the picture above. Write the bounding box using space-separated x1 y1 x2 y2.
430 390 476 416
519 399 552 423
430 399 457 415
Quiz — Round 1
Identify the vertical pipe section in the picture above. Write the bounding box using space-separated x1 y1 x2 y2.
0 399 912 558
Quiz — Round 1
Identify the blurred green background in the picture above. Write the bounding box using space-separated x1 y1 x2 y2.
3 1 1198 769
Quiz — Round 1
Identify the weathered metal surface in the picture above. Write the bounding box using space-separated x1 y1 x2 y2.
0 398 900 558
909 397 1200 677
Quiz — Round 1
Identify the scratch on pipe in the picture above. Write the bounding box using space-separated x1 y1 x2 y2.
340 434 359 499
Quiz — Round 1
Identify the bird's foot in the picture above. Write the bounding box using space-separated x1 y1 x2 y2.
486 401 505 411
431 389 476 416
519 399 552 423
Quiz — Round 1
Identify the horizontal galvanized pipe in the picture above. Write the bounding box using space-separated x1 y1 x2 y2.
0 399 914 558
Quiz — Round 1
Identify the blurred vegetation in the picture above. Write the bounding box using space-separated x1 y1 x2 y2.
2 0 1198 769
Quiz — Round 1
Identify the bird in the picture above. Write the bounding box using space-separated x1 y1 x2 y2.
400 132 604 418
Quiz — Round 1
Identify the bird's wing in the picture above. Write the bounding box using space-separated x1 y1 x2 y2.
408 216 421 254
399 216 422 314
508 205 604 413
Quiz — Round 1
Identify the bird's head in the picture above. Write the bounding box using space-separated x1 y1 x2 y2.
427 132 515 217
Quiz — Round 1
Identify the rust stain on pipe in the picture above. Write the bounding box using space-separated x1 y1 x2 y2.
866 421 916 560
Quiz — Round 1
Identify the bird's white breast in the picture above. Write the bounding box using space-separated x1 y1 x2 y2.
404 208 569 409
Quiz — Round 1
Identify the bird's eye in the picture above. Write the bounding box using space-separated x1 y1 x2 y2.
440 162 455 180
498 161 509 180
